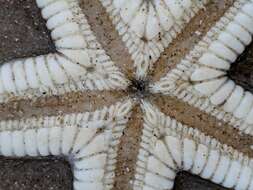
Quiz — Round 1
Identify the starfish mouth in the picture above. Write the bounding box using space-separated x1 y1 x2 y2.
127 79 150 99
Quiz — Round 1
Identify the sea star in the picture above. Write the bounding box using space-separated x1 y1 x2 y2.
0 0 253 190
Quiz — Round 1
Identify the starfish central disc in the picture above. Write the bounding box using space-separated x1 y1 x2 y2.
128 79 149 99
1 0 253 190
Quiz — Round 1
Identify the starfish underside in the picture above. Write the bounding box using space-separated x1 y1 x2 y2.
0 0 253 190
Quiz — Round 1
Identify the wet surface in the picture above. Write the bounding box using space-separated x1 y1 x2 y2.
0 0 56 64
228 42 253 93
174 172 230 190
0 156 73 190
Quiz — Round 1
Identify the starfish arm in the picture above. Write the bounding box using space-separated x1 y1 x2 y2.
0 0 129 103
134 100 253 190
151 0 253 135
